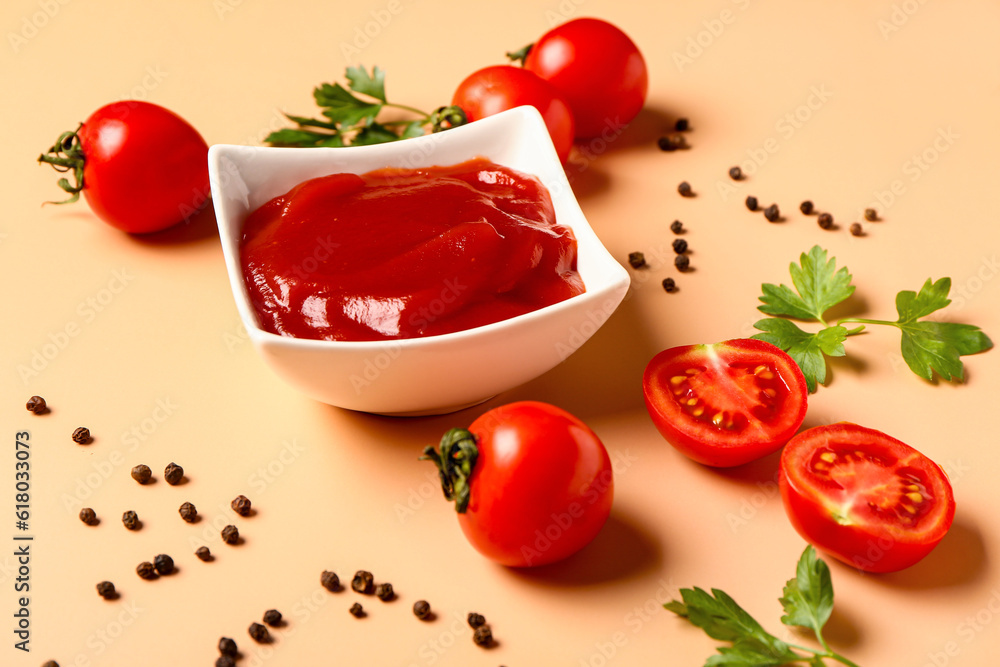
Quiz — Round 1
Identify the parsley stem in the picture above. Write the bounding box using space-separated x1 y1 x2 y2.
383 101 431 117
838 317 898 329
787 642 862 667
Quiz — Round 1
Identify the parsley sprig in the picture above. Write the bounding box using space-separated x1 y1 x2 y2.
265 66 466 147
752 246 992 392
666 546 860 667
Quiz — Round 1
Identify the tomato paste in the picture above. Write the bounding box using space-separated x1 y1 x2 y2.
240 158 585 341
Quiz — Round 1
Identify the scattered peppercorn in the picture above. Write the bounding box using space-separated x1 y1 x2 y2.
674 255 691 272
153 554 174 576
850 222 864 237
321 570 340 592
122 510 140 531
26 396 47 414
218 637 238 657
467 612 487 628
656 134 686 151
627 251 646 269
72 427 91 444
728 166 743 180
216 657 236 667
670 220 684 234
662 277 676 293
221 525 239 545
130 464 152 485
672 238 688 254
349 602 365 618
136 561 157 580
248 622 270 643
413 600 432 620
375 583 395 601
674 117 689 132
817 212 834 230
96 581 116 599
42 661 60 667
179 501 198 523
163 462 184 485
79 508 98 526
195 546 212 561
677 181 693 197
231 494 252 516
745 196 758 211
473 624 494 647
263 609 282 627
763 204 780 222
799 200 814 215
864 207 878 222
352 570 374 594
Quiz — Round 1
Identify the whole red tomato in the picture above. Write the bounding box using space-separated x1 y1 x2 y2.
452 65 575 163
423 401 613 567
39 100 210 234
524 17 647 139
779 422 955 573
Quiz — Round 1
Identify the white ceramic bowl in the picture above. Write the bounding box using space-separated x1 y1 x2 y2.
209 106 630 415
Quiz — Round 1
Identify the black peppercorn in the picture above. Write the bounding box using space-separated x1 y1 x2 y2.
674 117 689 132
677 181 693 197
163 462 184 485
763 204 780 222
375 583 394 601
349 602 365 618
79 508 98 526
817 212 834 229
864 207 878 222
473 624 494 647
850 222 864 237
231 495 252 516
136 561 157 580
413 600 432 620
122 510 140 531
218 637 238 657
674 255 690 272
153 554 174 576
263 609 282 627
799 200 814 215
352 570 374 594
248 622 270 643
42 661 60 667
467 612 486 628
130 464 152 485
216 657 236 667
662 277 677 293
179 501 198 523
745 195 758 211
656 134 686 151
26 396 47 414
672 238 688 254
72 427 91 444
96 581 116 599
195 546 212 561
321 570 340 592
221 525 239 545
728 166 743 180
670 220 684 234
627 251 646 269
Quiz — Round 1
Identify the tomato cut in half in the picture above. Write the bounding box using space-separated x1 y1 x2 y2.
643 339 808 467
779 423 956 573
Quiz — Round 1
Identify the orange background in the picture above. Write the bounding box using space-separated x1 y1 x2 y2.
3 1 1000 665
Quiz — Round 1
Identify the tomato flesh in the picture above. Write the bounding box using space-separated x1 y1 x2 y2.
643 339 808 467
779 423 955 573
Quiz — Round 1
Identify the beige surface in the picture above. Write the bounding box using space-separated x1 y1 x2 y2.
3 1 1000 665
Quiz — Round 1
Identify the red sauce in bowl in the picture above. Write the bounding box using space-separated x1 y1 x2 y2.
239 158 585 341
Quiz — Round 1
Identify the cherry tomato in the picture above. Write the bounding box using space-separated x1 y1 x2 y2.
524 17 648 139
779 423 955 573
452 65 575 163
643 339 808 467
39 101 209 234
423 401 613 567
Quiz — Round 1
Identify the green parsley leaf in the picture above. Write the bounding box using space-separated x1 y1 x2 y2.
752 319 847 392
352 122 403 146
758 246 854 322
780 546 833 636
345 65 387 102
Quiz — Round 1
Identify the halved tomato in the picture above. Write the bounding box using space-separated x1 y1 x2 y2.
642 339 808 467
779 423 955 573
